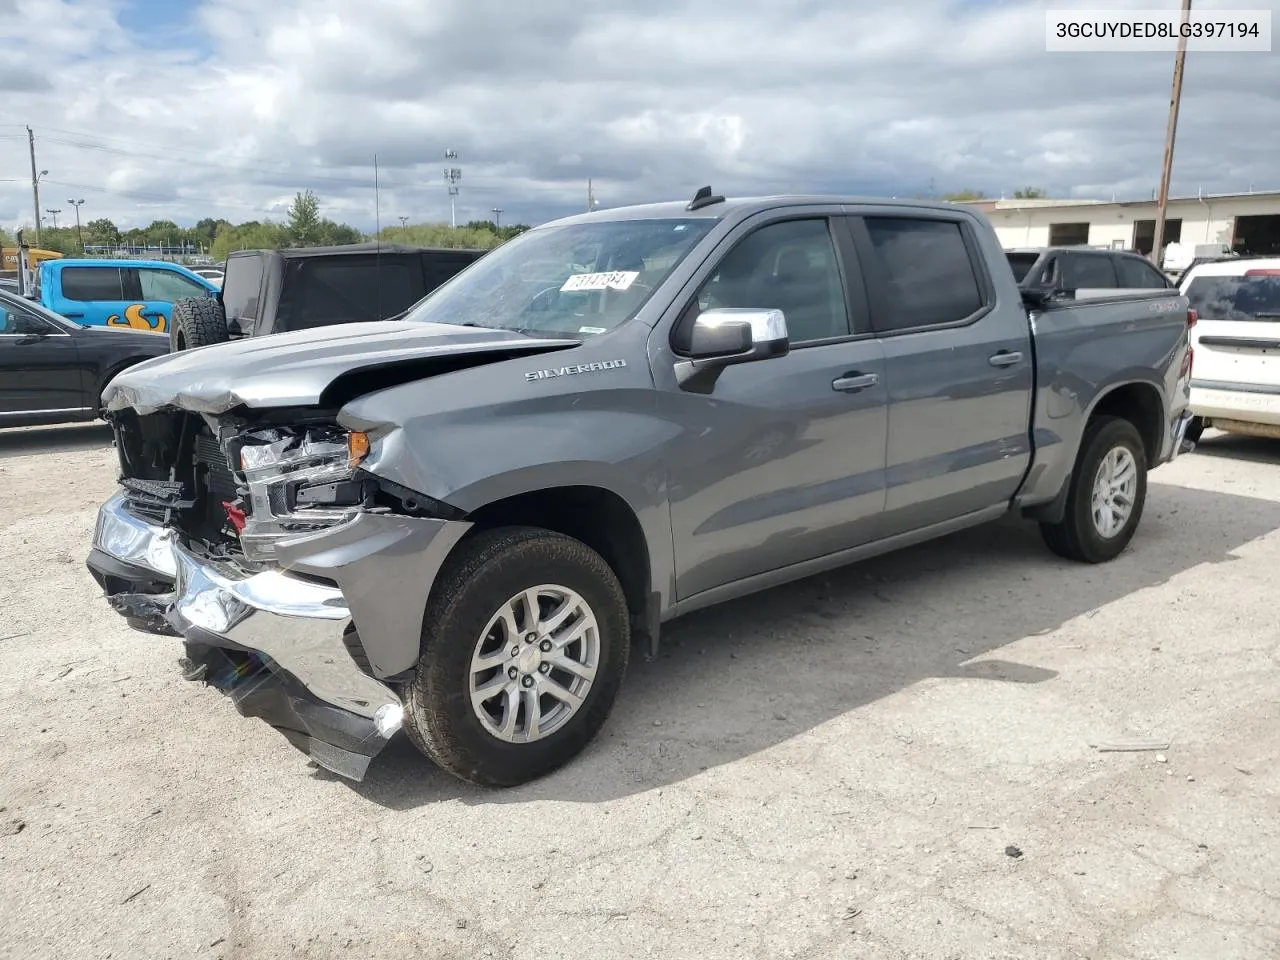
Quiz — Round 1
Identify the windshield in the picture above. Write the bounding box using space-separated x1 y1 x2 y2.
1006 252 1039 284
1185 274 1280 322
402 218 716 338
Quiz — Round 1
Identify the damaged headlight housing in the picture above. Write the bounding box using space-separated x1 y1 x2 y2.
228 425 373 562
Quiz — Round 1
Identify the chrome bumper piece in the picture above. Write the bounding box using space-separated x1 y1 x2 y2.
87 492 471 780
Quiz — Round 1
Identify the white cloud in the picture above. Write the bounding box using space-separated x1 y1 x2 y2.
0 0 1277 232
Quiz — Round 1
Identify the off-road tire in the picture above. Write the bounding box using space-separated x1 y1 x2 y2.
1041 415 1148 564
169 297 228 351
1185 416 1205 446
401 526 630 787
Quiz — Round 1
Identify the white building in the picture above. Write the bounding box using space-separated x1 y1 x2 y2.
958 190 1280 259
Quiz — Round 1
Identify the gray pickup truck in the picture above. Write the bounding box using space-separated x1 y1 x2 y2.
86 190 1194 787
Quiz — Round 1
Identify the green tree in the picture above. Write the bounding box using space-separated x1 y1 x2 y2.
84 218 120 245
943 189 987 202
1013 187 1048 199
210 220 291 261
286 190 323 246
317 219 365 246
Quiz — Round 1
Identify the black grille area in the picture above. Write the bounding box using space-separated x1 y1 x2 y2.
194 433 239 503
112 410 243 548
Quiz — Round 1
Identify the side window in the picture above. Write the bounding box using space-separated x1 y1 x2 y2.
1116 257 1170 289
139 269 207 301
863 217 984 330
221 255 265 321
1061 254 1118 290
61 267 125 302
682 218 850 347
0 303 56 335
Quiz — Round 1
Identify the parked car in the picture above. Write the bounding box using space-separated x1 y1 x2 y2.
168 242 487 350
1005 246 1175 293
0 285 168 428
87 190 1193 787
1179 256 1280 443
28 258 219 334
189 266 225 283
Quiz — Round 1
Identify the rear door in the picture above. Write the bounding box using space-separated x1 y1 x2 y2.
46 264 130 327
134 265 212 334
1184 265 1280 409
848 210 1034 536
0 297 86 418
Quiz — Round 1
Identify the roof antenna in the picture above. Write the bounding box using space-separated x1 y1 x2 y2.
373 153 383 320
687 184 725 211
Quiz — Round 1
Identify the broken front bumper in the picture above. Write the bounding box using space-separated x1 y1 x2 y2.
86 493 470 781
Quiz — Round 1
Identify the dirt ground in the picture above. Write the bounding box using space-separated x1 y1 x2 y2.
1 422 1278 960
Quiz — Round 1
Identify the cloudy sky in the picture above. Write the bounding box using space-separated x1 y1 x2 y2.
1 0 1277 233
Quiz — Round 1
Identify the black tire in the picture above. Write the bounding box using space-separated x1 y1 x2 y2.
1041 415 1148 564
169 297 228 351
401 526 630 787
1185 416 1205 445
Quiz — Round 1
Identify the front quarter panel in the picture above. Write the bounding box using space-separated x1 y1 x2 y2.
339 323 681 606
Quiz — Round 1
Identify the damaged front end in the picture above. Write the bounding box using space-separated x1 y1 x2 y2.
87 407 471 781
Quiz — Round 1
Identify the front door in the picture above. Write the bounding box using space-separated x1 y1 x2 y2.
847 212 1035 536
46 264 131 328
0 300 85 419
662 214 889 600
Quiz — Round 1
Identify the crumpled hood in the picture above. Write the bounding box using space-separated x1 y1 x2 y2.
102 320 578 415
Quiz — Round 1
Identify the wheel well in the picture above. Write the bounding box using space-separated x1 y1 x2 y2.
462 486 652 629
96 358 146 410
1090 382 1163 463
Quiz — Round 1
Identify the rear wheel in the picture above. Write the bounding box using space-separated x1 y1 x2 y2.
401 527 630 787
169 297 228 351
1041 416 1148 563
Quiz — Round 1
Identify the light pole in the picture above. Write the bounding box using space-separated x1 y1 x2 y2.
1151 0 1192 267
398 215 409 237
491 208 503 228
45 207 62 230
33 168 48 244
68 198 85 251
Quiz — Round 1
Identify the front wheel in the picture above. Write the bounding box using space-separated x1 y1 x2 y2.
1040 416 1148 563
401 527 630 787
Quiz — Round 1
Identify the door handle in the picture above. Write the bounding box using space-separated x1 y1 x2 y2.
832 372 879 392
988 350 1023 368
63 312 85 319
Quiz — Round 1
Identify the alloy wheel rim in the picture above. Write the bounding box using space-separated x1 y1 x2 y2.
468 584 600 743
1091 446 1137 539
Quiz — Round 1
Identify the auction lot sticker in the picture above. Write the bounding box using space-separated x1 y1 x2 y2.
561 271 639 292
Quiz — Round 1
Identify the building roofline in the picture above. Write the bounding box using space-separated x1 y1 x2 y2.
956 189 1280 211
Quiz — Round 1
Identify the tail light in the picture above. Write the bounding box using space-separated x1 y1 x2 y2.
1244 269 1280 277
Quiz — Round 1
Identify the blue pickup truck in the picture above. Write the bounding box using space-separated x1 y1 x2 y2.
32 258 219 334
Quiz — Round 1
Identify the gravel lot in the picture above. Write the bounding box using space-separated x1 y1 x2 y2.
1 422 1278 960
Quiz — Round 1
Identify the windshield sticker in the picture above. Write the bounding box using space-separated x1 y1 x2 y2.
578 325 606 334
560 270 639 292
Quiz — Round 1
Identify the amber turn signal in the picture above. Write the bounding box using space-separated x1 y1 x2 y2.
347 431 371 467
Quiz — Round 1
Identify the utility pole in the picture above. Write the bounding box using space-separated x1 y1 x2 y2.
45 207 61 230
1151 0 1192 267
491 208 503 228
587 179 595 213
27 126 41 245
397 215 409 234
68 198 85 250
